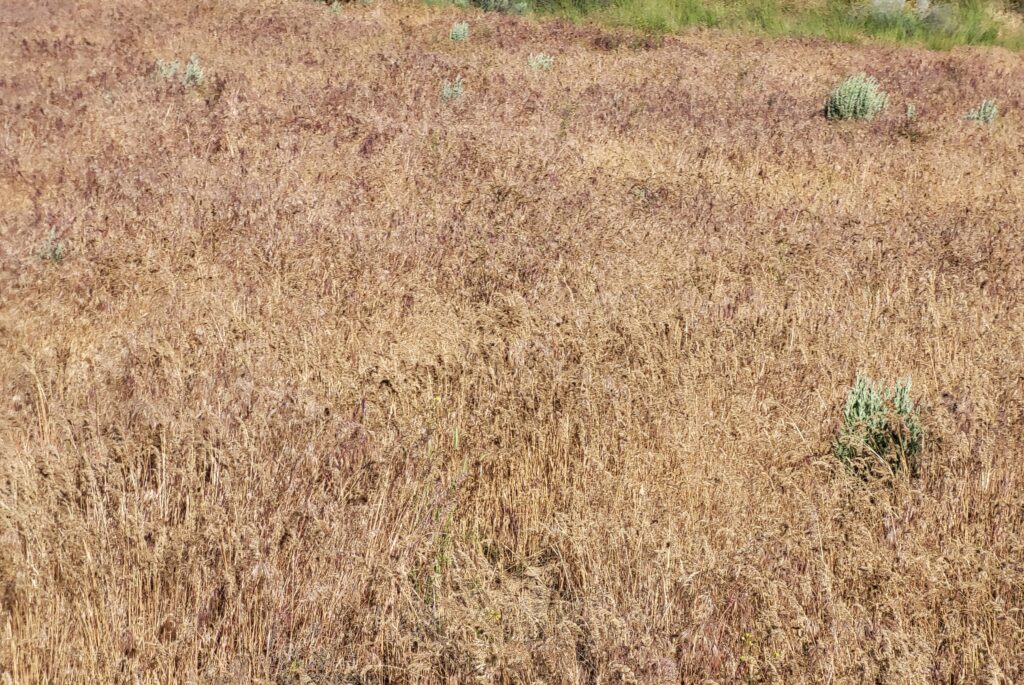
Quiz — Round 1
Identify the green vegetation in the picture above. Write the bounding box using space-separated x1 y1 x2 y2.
461 0 529 13
155 55 205 87
154 58 181 80
528 52 556 69
37 229 68 263
182 55 205 87
442 75 465 100
507 0 1024 50
825 73 888 120
965 98 998 122
834 373 923 479
450 20 470 40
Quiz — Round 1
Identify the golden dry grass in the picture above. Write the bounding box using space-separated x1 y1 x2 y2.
1 0 1023 682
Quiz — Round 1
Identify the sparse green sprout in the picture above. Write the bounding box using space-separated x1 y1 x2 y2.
442 76 464 102
329 0 342 13
825 74 888 121
834 372 923 479
965 99 997 124
38 229 68 263
449 21 469 42
155 59 181 80
182 54 204 88
528 52 554 71
905 102 916 120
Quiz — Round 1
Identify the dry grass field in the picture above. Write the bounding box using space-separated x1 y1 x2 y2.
2 0 1024 682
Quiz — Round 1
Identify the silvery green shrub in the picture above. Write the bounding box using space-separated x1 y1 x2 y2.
834 372 923 478
449 21 469 41
528 53 554 71
155 59 181 80
965 99 997 124
825 74 888 121
442 76 464 101
38 229 68 263
182 55 204 88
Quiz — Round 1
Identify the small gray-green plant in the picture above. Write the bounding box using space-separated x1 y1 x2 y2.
38 229 68 263
154 59 181 80
834 372 923 478
825 74 888 121
449 21 469 41
527 52 554 71
905 102 917 120
182 54 204 88
329 0 342 13
442 76 464 102
965 99 997 124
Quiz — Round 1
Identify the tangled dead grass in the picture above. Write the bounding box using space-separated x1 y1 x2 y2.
1 0 1023 682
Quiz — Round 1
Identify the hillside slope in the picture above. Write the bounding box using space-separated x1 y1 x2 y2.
1 0 1023 682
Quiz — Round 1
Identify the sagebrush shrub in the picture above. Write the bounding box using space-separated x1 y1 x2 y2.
449 21 469 41
182 55 204 87
38 229 68 263
158 55 203 87
834 372 923 478
965 99 997 123
825 74 888 121
528 52 554 71
155 59 181 80
442 76 464 101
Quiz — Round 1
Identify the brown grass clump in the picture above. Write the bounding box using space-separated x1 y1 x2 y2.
2 1 1023 682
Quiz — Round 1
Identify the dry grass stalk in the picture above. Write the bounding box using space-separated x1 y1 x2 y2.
1 0 1023 682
